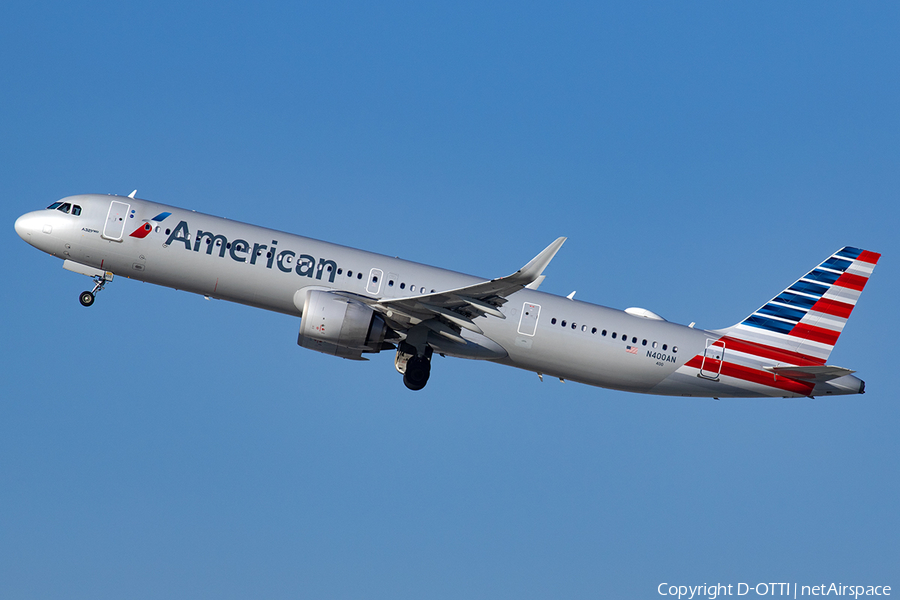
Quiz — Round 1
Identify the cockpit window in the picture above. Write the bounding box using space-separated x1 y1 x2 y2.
44 201 81 215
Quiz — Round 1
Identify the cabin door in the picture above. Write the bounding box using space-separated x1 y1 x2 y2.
517 302 541 336
367 268 383 295
699 338 725 380
102 201 130 241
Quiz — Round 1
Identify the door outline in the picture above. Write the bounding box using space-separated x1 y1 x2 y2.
366 268 383 295
517 302 541 336
383 272 399 297
102 201 130 241
699 338 725 380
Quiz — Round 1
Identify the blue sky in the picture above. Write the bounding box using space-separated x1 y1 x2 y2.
2 2 898 598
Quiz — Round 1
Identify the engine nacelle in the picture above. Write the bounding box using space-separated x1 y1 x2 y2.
297 290 388 360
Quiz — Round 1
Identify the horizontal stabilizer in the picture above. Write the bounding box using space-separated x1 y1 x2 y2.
763 365 855 383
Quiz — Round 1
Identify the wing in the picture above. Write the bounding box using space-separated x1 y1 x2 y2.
337 237 566 340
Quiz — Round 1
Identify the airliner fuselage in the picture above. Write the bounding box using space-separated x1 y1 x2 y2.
15 194 878 398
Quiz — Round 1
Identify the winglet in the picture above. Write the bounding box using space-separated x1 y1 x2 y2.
510 237 566 285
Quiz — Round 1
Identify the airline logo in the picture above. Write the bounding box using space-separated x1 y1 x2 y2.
740 247 880 348
129 212 172 239
163 220 341 284
682 246 880 395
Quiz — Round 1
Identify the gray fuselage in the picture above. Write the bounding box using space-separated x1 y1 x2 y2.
15 194 866 398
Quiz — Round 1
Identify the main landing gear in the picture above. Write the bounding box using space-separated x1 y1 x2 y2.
396 342 433 391
79 272 113 307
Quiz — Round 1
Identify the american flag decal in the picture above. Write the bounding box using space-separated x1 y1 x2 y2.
625 345 638 354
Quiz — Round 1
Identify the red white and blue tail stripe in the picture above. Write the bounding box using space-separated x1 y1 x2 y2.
727 246 880 364
679 247 879 397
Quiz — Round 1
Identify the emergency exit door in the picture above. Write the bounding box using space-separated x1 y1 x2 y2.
517 302 541 336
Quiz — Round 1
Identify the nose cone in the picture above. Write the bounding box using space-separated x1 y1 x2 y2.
15 211 43 244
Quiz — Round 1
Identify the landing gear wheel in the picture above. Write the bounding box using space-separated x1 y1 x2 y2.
79 291 95 307
403 356 431 391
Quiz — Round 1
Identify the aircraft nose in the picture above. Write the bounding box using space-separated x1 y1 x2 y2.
15 212 42 242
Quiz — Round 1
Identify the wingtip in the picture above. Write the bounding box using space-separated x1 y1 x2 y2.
516 236 567 283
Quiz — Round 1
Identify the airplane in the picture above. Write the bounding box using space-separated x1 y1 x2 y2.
15 193 880 397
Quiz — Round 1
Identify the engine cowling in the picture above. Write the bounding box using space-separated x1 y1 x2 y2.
297 290 388 359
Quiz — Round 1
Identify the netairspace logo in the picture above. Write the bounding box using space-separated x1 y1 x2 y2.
657 582 891 599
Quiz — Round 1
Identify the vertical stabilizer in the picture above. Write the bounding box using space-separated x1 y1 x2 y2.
722 247 880 365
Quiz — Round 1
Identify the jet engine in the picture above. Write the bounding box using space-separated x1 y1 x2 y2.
297 290 389 360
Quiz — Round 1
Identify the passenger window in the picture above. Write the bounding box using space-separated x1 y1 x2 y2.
551 318 557 324
357 273 362 279
642 339 647 346
591 327 597 334
561 320 567 327
602 330 607 336
338 268 343 275
673 346 678 353
400 283 406 289
582 325 587 332
372 275 378 282
662 344 667 351
632 337 637 343
612 332 617 339
388 280 394 287
571 323 576 329
652 341 658 349
72 205 82 216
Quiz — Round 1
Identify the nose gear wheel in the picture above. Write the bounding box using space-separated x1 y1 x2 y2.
78 272 112 307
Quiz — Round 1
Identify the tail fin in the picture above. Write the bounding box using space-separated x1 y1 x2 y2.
722 247 880 365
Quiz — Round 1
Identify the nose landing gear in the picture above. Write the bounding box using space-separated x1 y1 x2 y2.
79 291 95 306
79 272 113 307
